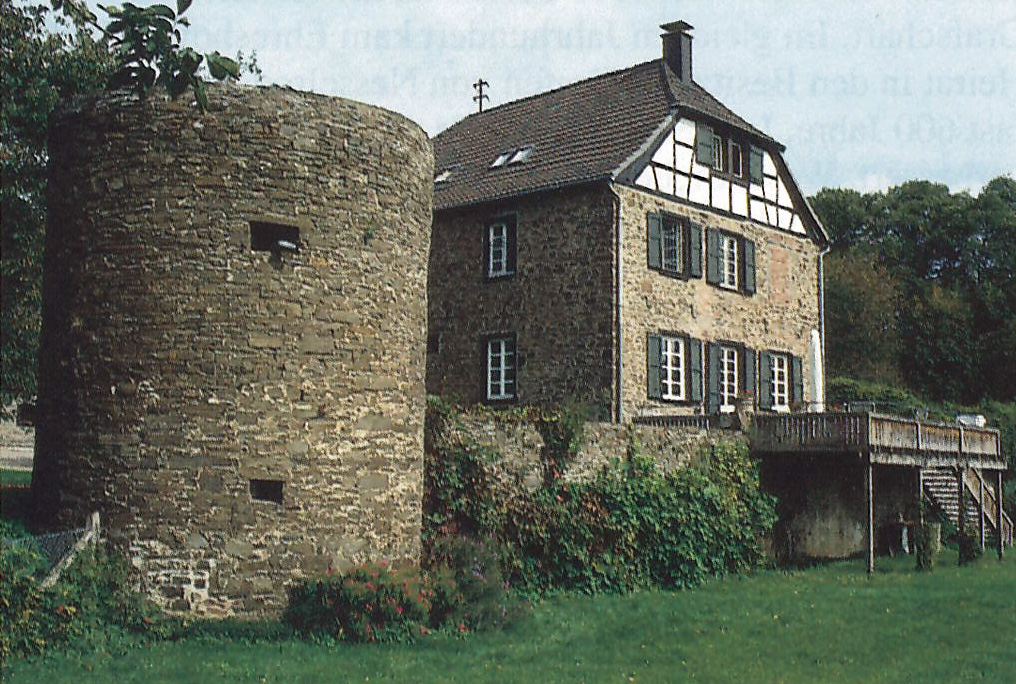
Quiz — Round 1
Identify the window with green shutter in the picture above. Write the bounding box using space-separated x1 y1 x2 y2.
705 229 756 296
688 337 703 402
758 351 774 410
742 238 756 294
688 223 703 278
749 145 764 184
648 212 701 279
647 334 663 399
649 332 700 403
792 356 804 406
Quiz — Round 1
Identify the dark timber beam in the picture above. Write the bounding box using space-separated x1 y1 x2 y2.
866 459 874 574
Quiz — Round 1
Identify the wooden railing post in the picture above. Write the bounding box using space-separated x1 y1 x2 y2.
999 470 1006 561
866 459 875 574
979 474 986 551
957 466 965 542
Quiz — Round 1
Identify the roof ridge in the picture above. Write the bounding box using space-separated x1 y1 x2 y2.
434 58 664 140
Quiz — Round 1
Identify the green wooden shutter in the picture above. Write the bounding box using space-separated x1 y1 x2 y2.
758 351 773 410
506 215 518 274
749 145 764 184
688 222 703 278
743 346 756 406
647 213 662 270
695 122 714 166
647 334 663 399
688 337 703 402
706 229 721 285
706 342 720 414
792 356 804 406
742 238 756 294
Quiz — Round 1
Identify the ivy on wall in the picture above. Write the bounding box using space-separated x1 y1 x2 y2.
423 397 777 594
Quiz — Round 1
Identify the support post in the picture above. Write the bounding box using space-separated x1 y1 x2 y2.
917 468 924 525
979 473 986 551
866 460 874 574
957 466 965 547
999 470 1006 561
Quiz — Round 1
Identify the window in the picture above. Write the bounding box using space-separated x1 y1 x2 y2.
729 141 743 178
486 335 516 401
490 151 511 168
508 145 534 164
706 229 756 295
760 351 803 411
485 216 517 278
712 133 727 173
706 342 756 414
661 336 685 400
770 353 789 410
434 168 454 184
719 346 738 412
647 333 702 403
647 212 702 278
719 233 739 289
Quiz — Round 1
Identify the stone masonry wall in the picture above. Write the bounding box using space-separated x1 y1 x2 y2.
617 184 822 418
35 84 433 615
427 184 616 414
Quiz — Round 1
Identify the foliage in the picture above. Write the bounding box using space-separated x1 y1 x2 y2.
957 531 983 566
0 529 161 666
424 399 777 595
424 535 520 632
0 0 112 409
285 562 436 644
811 177 1016 404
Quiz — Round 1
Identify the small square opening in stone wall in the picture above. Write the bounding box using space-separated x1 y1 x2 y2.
250 221 300 253
250 478 284 504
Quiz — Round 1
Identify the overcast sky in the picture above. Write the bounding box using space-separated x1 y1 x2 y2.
176 0 1015 196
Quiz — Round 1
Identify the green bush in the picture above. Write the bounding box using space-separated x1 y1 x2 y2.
424 401 776 595
425 535 519 631
957 532 983 566
913 523 936 571
285 562 435 643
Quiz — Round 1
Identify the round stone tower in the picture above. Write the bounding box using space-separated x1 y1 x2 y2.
34 84 433 615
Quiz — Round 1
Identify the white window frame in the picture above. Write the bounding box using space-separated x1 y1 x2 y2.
719 345 738 413
719 234 739 290
508 145 534 164
661 218 684 274
661 336 686 401
488 222 510 277
712 133 727 172
729 140 743 178
770 353 790 412
486 337 516 401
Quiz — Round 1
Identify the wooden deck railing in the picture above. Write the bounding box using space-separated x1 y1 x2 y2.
753 412 1003 464
966 467 1015 545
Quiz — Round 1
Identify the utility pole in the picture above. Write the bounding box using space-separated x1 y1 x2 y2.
473 78 489 113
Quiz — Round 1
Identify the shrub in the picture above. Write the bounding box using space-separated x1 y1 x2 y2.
425 535 518 631
957 531 982 566
285 562 434 643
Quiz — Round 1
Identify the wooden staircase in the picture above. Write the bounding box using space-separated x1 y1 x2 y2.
922 466 1014 545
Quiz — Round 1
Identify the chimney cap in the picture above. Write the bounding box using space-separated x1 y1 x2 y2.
660 20 694 35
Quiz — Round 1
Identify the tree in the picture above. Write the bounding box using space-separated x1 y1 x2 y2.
1 1 112 408
1 0 249 411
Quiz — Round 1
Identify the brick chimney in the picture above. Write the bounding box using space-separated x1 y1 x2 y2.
661 21 693 83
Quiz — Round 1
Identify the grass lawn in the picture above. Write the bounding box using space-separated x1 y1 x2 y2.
5 551 1015 683
0 468 31 489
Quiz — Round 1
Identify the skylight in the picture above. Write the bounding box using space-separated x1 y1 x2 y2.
508 145 534 164
490 151 512 168
434 168 453 184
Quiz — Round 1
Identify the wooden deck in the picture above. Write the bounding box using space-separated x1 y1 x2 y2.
752 412 1006 470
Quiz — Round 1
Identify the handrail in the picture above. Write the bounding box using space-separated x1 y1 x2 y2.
965 468 1014 545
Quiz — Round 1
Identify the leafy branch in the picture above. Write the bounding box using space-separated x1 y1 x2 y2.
51 0 241 110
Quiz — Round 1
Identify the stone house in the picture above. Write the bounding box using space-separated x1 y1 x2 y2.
427 21 830 422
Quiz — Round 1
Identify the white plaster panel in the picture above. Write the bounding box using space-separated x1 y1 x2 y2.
675 118 696 145
779 207 793 229
675 171 691 200
731 184 748 217
763 152 777 175
674 146 693 174
652 137 675 167
636 166 656 191
778 177 794 209
790 214 806 234
711 177 730 212
656 167 675 196
689 177 710 205
692 161 711 178
764 176 777 199
750 198 768 223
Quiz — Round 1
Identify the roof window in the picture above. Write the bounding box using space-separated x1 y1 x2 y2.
435 168 454 184
508 145 534 164
490 151 512 168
